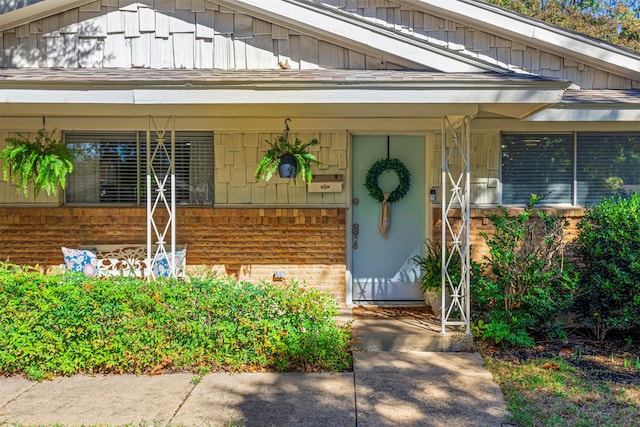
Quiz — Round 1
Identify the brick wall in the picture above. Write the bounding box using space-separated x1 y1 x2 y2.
432 207 586 262
0 207 347 302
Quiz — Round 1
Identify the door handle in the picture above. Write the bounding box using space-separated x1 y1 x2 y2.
353 223 359 249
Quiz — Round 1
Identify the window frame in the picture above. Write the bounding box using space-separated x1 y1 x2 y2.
500 131 640 207
63 130 214 207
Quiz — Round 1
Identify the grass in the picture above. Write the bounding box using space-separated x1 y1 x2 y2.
482 344 640 426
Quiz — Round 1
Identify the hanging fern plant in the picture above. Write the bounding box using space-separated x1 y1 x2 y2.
0 129 74 197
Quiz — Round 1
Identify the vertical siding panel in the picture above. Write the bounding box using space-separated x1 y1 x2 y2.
288 35 301 69
104 33 131 67
0 33 6 67
155 12 170 38
124 10 141 38
60 10 79 34
288 184 307 204
213 33 234 69
138 6 156 32
275 39 291 68
540 51 551 69
214 11 234 34
447 27 465 51
365 55 384 69
276 184 289 204
195 37 214 68
107 9 125 33
169 11 196 33
299 35 319 69
16 25 30 39
29 20 43 34
251 185 266 204
80 1 102 12
79 10 107 37
150 35 174 68
42 15 61 37
45 37 66 67
271 24 288 40
234 14 253 39
195 10 214 39
246 34 275 69
348 50 366 69
78 37 105 67
473 32 490 52
191 0 206 12
233 38 247 69
319 41 344 68
176 0 192 10
155 0 176 12
131 32 151 67
13 35 37 67
173 33 195 68
253 19 271 36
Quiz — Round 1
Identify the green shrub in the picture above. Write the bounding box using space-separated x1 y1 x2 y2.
573 192 640 341
0 264 353 380
472 196 577 347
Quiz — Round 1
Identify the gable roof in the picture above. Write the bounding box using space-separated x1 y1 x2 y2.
397 0 639 80
4 0 638 78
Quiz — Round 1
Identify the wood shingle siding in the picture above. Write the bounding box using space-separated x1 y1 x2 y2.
0 1 402 71
307 0 638 89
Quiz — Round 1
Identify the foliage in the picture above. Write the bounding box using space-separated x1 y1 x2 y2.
472 195 577 347
411 238 461 293
573 192 640 341
254 134 321 185
483 0 640 52
364 158 411 204
0 263 353 380
0 129 74 197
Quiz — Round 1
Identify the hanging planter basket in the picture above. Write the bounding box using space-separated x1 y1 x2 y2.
278 154 297 178
0 129 74 197
254 117 321 186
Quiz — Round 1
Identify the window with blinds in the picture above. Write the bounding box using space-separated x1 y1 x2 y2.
65 131 213 205
501 134 574 205
577 133 640 205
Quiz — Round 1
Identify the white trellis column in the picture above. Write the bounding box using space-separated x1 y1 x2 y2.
441 116 471 335
146 116 177 279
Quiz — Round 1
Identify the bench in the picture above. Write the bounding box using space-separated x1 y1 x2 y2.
61 244 187 278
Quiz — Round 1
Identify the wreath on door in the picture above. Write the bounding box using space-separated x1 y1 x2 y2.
364 158 411 204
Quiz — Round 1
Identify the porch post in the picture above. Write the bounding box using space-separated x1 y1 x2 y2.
146 116 177 279
441 116 471 335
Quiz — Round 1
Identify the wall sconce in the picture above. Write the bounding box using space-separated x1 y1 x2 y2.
429 188 437 202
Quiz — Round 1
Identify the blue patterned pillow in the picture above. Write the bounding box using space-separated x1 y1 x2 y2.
151 249 186 278
61 247 99 277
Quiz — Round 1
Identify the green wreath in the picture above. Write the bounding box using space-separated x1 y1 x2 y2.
364 158 411 204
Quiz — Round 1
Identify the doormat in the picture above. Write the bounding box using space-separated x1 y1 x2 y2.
352 305 437 320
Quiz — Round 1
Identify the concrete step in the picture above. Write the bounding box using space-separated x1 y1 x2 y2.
342 306 473 353
359 330 473 352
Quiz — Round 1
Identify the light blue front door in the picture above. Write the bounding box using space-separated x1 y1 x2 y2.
351 135 425 302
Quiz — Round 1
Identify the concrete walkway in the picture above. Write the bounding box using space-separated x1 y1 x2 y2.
0 307 510 427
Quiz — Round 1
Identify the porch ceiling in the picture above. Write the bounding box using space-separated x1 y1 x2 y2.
0 69 570 120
